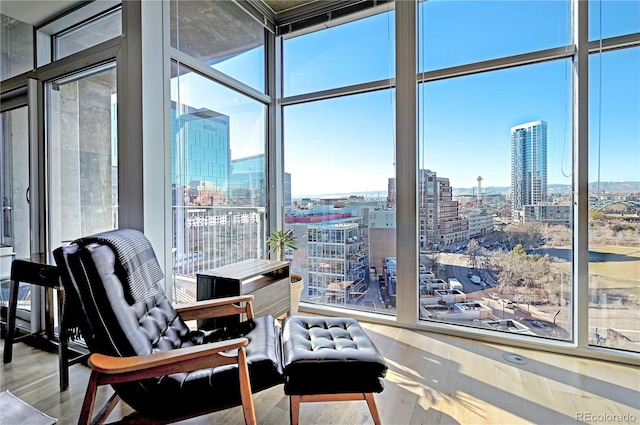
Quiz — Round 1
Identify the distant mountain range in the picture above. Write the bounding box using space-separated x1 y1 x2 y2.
294 182 639 199
454 181 640 196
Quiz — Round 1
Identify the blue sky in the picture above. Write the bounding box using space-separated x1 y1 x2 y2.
282 1 639 196
174 1 639 197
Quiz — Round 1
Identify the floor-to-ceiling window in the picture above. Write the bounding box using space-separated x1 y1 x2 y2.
1 15 34 304
282 6 397 315
416 0 575 341
278 0 639 360
0 106 33 329
47 64 119 247
1 2 123 336
170 0 269 303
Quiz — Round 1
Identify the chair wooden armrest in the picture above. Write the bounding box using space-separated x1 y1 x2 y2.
89 337 248 379
175 295 255 321
81 338 253 425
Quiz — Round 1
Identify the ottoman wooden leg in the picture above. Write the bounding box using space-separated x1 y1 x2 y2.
289 393 381 425
365 393 382 425
290 395 301 425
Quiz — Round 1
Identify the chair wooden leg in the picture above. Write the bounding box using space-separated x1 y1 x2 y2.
364 393 382 425
58 289 69 391
79 371 99 425
237 347 256 425
289 395 301 425
3 277 19 363
93 392 121 425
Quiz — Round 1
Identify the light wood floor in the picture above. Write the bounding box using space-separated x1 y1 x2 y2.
1 320 639 425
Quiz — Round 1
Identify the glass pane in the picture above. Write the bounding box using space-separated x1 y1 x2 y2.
588 47 640 353
54 8 122 60
171 62 267 303
419 0 570 72
1 106 32 323
47 64 118 247
283 10 395 97
284 90 396 315
418 60 573 341
589 0 640 41
0 15 34 80
171 0 265 92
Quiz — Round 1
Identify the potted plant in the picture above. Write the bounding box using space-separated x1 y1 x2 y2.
268 228 297 262
268 228 304 314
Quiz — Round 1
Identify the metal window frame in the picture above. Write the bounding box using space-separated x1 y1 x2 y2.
279 0 640 365
168 0 275 263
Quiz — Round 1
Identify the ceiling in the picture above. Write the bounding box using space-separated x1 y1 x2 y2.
0 1 80 26
263 0 318 13
0 0 320 26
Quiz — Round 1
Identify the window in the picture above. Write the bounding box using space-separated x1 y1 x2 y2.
588 47 640 353
589 0 640 41
0 15 33 80
284 89 396 315
283 10 395 96
1 106 32 325
54 8 122 60
417 0 575 339
47 64 118 246
419 0 570 72
170 0 265 92
170 62 266 302
282 9 396 315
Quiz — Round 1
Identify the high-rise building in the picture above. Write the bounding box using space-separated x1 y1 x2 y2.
306 216 368 305
171 102 230 195
511 120 548 221
230 154 266 206
170 103 265 280
387 170 468 250
284 172 292 209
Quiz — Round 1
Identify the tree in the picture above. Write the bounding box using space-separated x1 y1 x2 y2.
512 243 528 256
467 239 481 270
504 222 543 248
494 245 553 305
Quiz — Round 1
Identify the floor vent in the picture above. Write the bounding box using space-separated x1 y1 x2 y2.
502 352 529 365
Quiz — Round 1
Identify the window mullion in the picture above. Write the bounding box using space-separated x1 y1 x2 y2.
572 0 590 350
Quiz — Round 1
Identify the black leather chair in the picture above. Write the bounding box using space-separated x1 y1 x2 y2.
53 229 283 425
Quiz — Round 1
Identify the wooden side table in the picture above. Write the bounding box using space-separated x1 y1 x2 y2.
2 259 71 391
196 259 291 330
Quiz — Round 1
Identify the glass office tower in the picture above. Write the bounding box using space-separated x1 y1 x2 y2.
510 120 548 221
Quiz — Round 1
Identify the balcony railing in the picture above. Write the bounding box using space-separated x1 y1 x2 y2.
172 206 266 281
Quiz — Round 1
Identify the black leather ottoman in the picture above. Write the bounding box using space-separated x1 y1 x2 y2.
281 316 388 425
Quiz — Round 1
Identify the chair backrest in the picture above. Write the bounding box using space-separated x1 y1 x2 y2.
54 230 190 358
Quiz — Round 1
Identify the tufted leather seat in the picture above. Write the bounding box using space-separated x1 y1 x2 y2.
54 230 283 423
282 316 387 395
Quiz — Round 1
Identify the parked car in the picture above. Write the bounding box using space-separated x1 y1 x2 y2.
531 320 546 328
